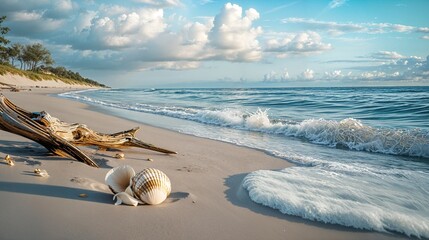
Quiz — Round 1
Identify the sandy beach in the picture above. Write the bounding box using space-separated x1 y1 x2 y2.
0 89 406 240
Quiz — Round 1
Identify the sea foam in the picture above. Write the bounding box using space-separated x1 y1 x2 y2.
242 162 429 238
58 90 429 158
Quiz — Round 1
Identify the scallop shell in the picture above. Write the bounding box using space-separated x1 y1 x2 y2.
105 165 135 194
131 168 171 205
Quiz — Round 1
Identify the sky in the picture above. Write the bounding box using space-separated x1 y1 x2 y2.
1 0 429 88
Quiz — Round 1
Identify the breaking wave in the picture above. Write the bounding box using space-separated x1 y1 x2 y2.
59 91 429 158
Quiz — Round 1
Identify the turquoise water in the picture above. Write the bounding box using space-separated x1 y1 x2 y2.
59 87 429 238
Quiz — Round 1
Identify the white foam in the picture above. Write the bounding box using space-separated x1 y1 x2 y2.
58 91 429 158
242 162 429 238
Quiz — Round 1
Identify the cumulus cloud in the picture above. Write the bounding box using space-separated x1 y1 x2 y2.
300 69 314 80
208 3 263 61
0 0 77 36
44 0 76 19
263 54 429 83
324 70 344 78
422 36 429 40
336 53 429 81
7 10 65 35
328 0 347 9
43 2 264 70
263 69 290 82
265 31 331 57
71 8 167 50
282 18 427 35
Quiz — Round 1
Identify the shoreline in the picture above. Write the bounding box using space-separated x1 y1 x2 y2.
0 88 404 240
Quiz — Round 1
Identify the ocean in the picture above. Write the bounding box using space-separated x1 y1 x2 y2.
59 87 429 238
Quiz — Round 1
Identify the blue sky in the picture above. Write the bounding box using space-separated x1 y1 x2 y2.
1 0 429 87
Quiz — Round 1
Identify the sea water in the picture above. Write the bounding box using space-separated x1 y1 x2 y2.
59 87 429 238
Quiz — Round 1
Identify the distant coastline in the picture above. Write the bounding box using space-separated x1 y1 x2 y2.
0 64 107 90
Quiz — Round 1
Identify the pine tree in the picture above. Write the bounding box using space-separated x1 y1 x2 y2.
0 16 11 63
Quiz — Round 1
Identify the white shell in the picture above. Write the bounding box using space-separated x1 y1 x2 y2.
113 192 141 206
114 153 125 159
34 168 49 177
105 165 135 194
131 168 171 205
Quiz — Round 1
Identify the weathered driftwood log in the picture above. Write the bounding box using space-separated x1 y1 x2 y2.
0 95 176 168
34 111 177 154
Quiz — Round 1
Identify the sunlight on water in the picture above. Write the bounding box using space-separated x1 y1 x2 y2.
58 87 429 237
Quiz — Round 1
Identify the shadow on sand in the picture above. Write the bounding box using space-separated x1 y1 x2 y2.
0 140 112 168
0 181 113 204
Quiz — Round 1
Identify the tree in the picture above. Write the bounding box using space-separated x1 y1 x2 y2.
7 43 23 67
0 16 10 63
22 43 54 71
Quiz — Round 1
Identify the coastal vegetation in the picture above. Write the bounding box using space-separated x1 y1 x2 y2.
0 16 106 87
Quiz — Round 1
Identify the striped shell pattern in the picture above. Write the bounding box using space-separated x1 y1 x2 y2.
131 168 171 205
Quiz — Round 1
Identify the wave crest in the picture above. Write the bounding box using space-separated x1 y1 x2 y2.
58 91 429 158
285 118 429 158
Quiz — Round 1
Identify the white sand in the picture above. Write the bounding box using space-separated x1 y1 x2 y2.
0 89 402 240
0 73 96 88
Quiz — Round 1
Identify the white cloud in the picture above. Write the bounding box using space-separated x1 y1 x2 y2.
50 2 265 70
370 51 405 60
208 3 263 61
422 36 429 40
282 18 426 35
44 0 76 19
324 70 343 78
199 0 214 5
263 68 290 82
133 0 182 7
73 10 97 33
138 61 201 71
416 27 429 33
340 54 429 81
75 8 167 50
300 69 314 80
328 0 347 9
265 31 331 56
10 11 42 21
361 71 386 79
8 10 65 34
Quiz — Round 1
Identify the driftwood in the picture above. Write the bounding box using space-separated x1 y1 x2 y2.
0 95 176 168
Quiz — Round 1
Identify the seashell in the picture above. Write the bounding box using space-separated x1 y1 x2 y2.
34 168 49 177
105 165 135 194
105 166 171 206
5 155 15 166
114 153 125 159
131 168 171 205
113 192 141 206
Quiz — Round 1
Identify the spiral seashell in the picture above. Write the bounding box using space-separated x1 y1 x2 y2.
105 165 135 194
131 168 171 205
